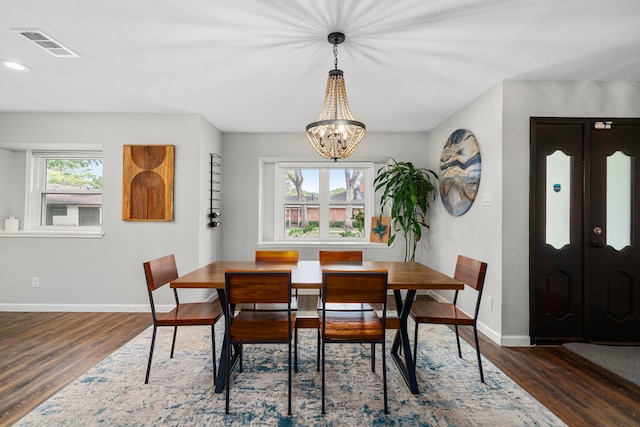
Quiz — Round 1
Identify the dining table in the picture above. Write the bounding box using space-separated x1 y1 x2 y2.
170 260 464 394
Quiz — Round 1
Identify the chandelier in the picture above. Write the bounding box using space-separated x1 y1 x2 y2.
306 32 365 161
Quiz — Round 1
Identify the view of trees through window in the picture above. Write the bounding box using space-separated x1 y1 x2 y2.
284 167 365 238
46 159 103 190
41 158 103 227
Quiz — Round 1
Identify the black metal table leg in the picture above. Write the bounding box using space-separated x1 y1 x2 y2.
390 289 420 394
214 288 240 393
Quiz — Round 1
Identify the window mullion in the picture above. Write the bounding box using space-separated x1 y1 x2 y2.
319 168 330 240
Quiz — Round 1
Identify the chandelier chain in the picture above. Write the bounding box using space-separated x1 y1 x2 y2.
333 41 339 70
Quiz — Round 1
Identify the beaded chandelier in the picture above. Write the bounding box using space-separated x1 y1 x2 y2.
306 32 366 161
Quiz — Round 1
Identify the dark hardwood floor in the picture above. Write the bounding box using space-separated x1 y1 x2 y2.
0 312 151 426
1 307 639 426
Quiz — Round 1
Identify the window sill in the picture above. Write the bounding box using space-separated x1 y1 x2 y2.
0 230 105 239
257 240 391 249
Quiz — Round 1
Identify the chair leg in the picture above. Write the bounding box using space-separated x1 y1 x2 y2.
239 344 243 373
211 324 217 382
473 326 485 383
413 322 419 375
455 325 462 358
382 339 388 415
288 337 292 415
321 336 326 414
225 336 231 414
145 326 157 384
170 326 178 358
316 329 320 372
371 342 376 372
294 327 298 373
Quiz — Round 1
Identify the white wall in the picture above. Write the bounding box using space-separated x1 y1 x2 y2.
0 113 222 311
221 132 430 262
197 116 223 266
422 84 504 343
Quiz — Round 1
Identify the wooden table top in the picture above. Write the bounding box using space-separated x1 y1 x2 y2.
171 260 463 291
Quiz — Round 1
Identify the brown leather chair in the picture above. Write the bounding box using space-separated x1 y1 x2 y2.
410 255 488 382
320 269 389 414
143 254 223 384
223 269 296 415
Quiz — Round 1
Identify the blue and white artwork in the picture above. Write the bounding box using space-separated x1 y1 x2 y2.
439 129 482 216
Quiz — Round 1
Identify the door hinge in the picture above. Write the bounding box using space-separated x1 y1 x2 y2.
594 121 612 129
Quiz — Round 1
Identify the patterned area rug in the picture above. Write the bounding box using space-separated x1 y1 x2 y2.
17 322 565 426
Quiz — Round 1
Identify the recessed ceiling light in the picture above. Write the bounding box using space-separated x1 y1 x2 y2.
2 60 30 72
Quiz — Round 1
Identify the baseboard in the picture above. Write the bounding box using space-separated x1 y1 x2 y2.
424 291 530 347
0 303 152 312
498 335 531 347
0 294 219 313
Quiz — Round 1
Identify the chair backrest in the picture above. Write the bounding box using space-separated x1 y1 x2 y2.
225 270 292 305
453 255 488 292
319 250 363 264
143 254 179 292
322 270 388 305
453 255 487 321
255 250 299 263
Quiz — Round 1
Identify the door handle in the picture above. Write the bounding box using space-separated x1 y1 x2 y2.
591 241 605 248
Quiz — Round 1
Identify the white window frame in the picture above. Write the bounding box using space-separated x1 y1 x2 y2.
24 149 104 236
274 161 374 243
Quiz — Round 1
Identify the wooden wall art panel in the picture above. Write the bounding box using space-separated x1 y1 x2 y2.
122 144 174 221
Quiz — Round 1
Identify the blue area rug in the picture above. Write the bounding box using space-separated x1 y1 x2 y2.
16 321 564 426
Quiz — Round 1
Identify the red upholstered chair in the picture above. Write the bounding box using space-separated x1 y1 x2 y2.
410 255 488 382
143 254 223 384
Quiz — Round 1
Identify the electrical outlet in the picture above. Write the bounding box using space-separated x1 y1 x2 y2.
32 276 40 288
487 295 493 311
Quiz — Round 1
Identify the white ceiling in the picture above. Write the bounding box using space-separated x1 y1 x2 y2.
1 0 639 133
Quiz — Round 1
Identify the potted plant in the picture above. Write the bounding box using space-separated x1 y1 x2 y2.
374 159 438 262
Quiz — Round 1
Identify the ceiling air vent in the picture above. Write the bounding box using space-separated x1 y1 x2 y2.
15 29 79 58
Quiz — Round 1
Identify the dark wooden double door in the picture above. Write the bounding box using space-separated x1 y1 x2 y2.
531 118 640 344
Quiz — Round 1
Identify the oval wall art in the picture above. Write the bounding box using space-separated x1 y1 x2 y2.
439 129 481 216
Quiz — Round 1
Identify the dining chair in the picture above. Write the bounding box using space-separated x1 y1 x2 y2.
253 250 299 310
223 269 296 415
142 254 223 384
321 269 389 414
318 251 370 312
254 250 312 372
410 255 488 382
294 250 366 372
255 250 299 263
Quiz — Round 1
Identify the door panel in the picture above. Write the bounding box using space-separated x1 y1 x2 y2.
531 120 585 343
589 123 640 343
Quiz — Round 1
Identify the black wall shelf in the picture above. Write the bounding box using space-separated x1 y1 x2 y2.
209 153 222 227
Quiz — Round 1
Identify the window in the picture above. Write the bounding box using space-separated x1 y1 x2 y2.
26 151 103 232
274 162 373 242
